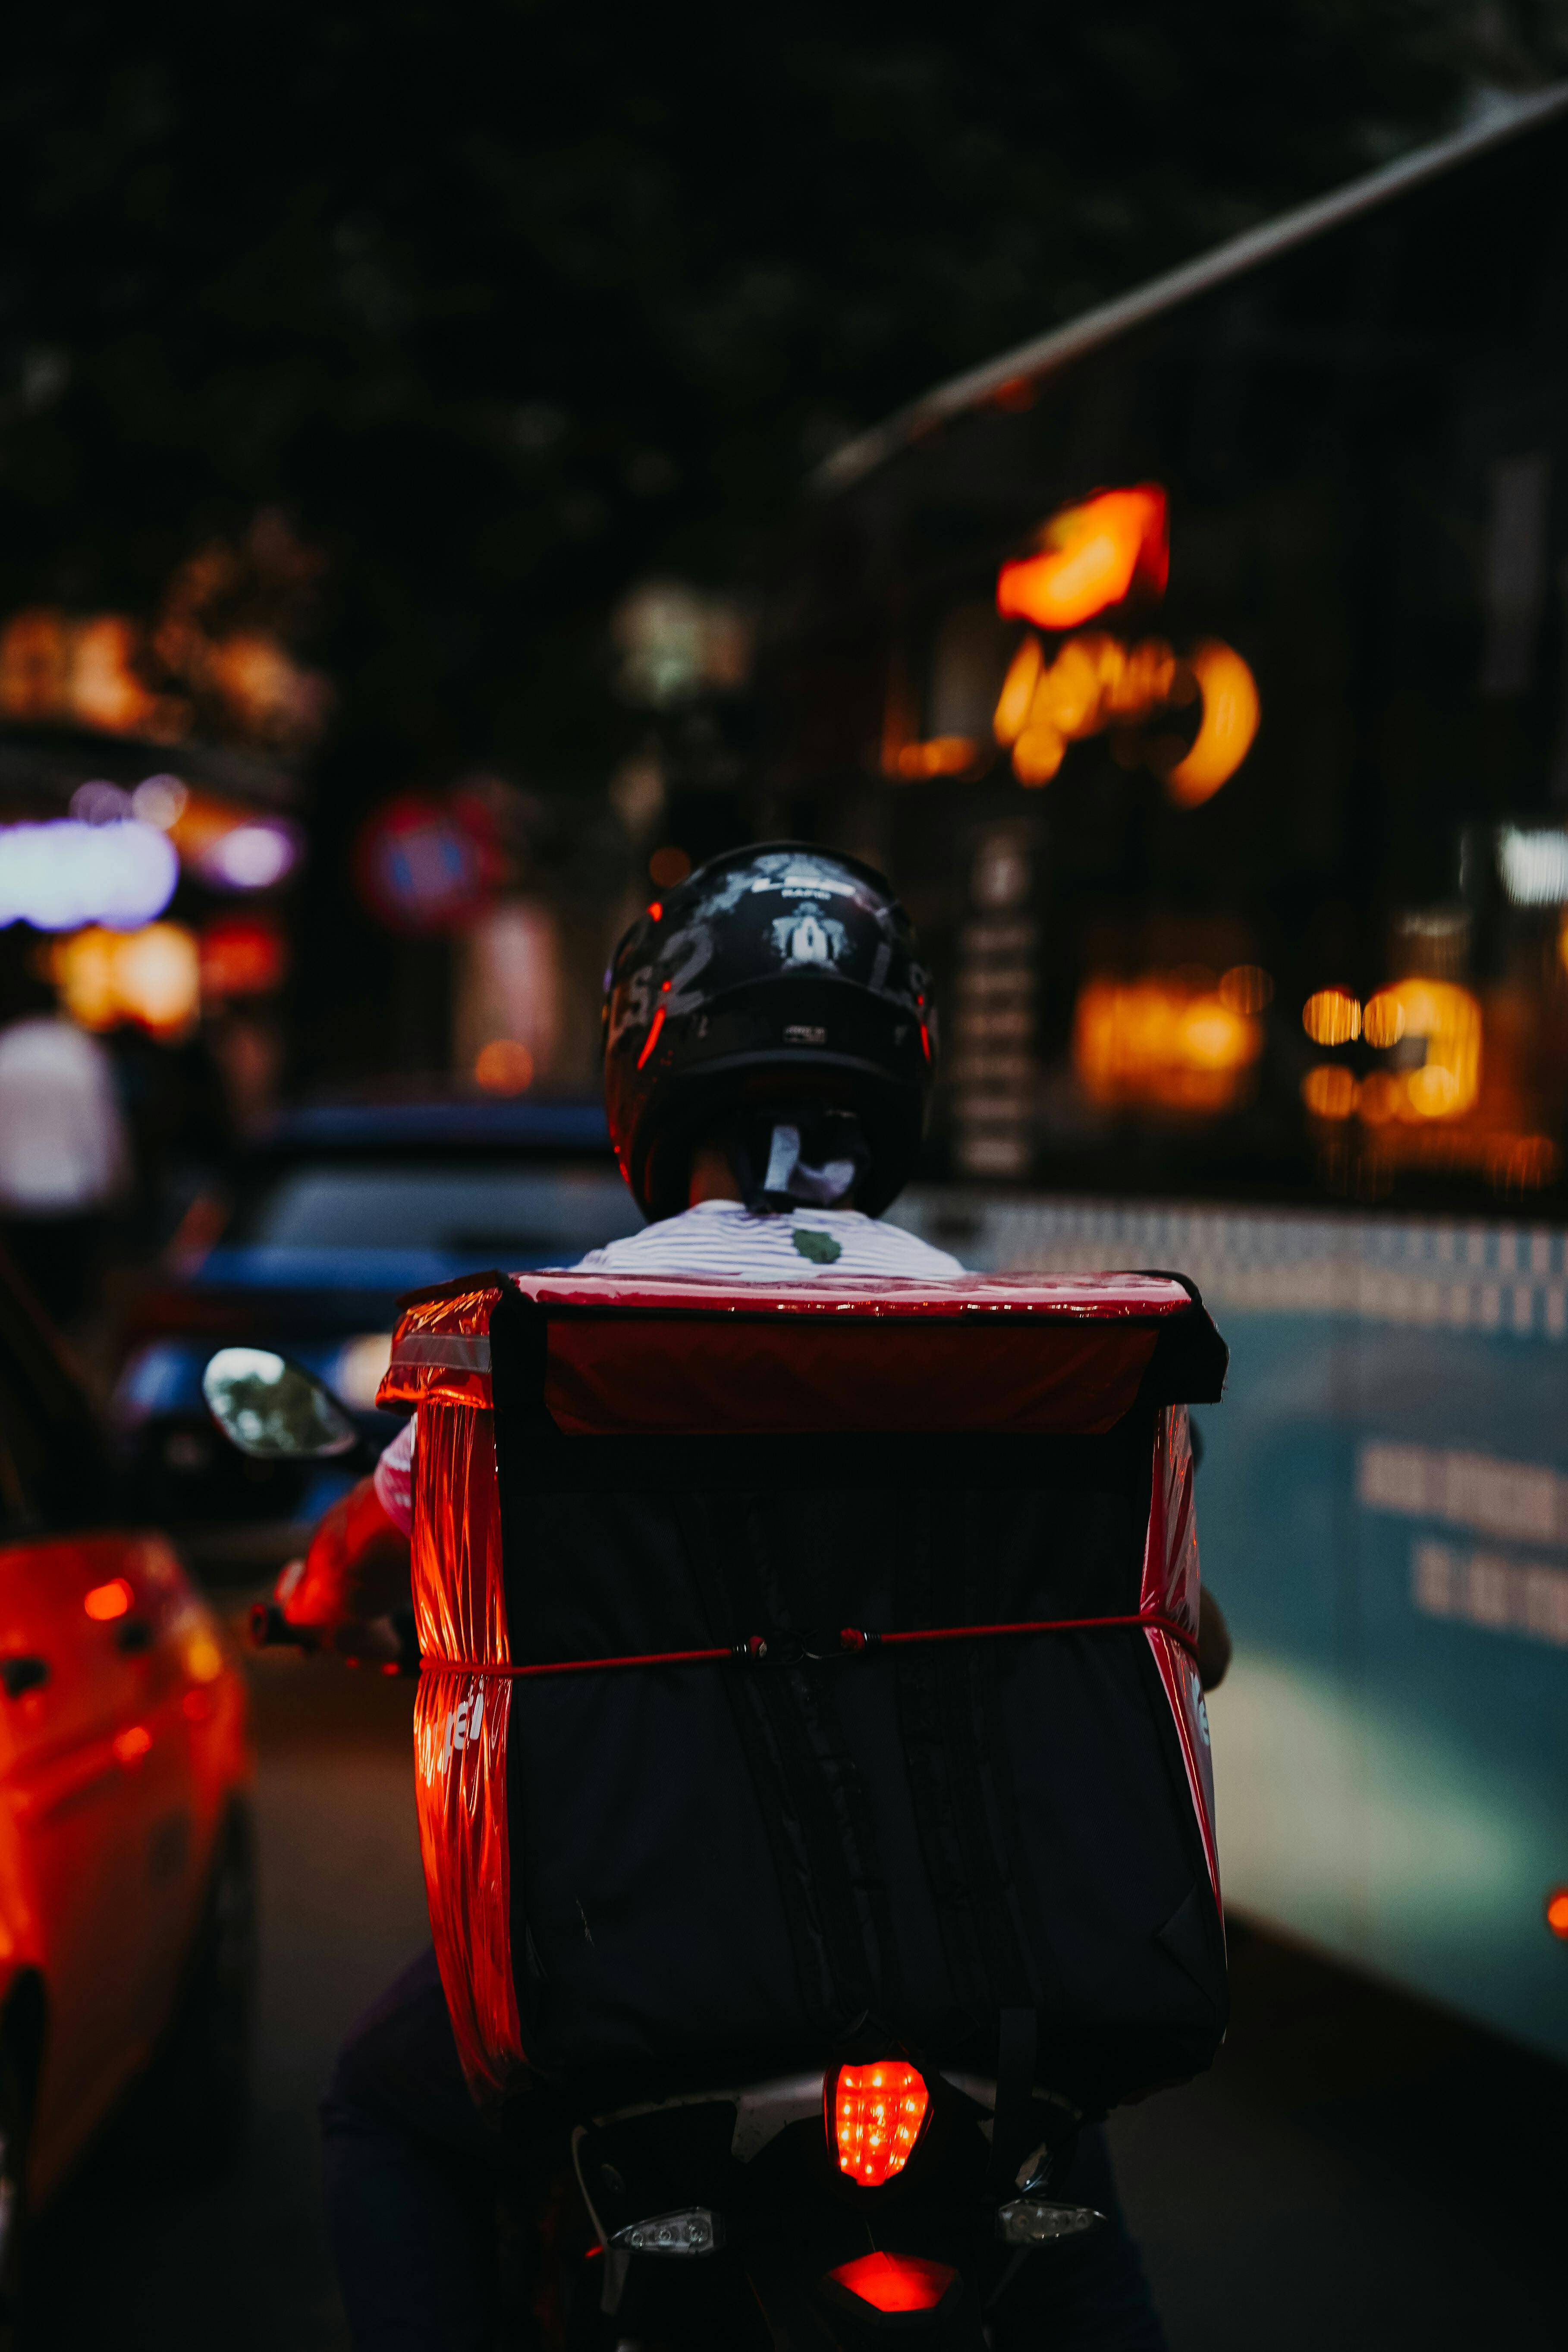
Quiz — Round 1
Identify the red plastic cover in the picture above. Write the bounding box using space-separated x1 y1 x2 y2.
387 1270 1221 2101
379 1269 1194 1436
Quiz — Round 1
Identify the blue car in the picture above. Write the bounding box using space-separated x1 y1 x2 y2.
112 1098 641 1541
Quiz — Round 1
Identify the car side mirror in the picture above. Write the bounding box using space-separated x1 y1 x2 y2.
202 1347 360 1461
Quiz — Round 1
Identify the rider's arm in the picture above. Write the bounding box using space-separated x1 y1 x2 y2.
276 1420 414 1659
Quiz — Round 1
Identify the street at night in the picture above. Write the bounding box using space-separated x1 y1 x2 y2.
21 1620 1564 2352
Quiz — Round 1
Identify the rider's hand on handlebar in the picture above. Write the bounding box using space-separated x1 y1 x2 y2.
275 1475 414 1663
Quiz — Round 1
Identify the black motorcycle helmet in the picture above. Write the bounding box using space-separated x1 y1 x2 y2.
603 844 936 1222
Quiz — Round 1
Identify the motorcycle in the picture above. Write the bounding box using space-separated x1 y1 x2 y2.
204 1288 1219 2352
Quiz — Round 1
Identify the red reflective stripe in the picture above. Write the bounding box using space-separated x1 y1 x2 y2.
636 1006 666 1069
419 1607 1197 1678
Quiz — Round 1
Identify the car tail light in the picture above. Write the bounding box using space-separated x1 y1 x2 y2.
829 2252 954 2314
830 2061 929 2185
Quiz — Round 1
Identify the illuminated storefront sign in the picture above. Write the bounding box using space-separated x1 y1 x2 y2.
996 486 1169 632
886 484 1260 803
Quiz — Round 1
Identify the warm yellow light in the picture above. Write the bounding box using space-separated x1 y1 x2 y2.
114 924 201 1034
996 487 1168 631
1302 989 1361 1047
1074 972 1262 1113
1390 980 1481 1118
1302 1064 1358 1120
993 635 1043 743
1219 965 1273 1016
52 923 199 1038
1178 997 1254 1072
990 626 1254 797
1012 725 1066 786
183 1628 226 1685
1361 990 1405 1048
1164 642 1261 807
1357 1070 1403 1125
474 1039 535 1094
893 736 981 780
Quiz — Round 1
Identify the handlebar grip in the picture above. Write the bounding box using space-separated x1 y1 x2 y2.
249 1601 315 1651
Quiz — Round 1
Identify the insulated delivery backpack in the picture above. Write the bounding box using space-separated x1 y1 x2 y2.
378 1269 1229 2120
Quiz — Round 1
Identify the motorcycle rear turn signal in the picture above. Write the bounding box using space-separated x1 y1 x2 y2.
831 2061 929 2185
829 2252 954 2314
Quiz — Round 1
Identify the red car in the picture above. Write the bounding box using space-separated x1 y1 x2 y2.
0 1253 253 2286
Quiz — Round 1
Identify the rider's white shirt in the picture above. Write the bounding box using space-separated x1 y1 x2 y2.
371 1201 964 1534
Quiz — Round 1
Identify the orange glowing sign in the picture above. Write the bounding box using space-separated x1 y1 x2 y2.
997 487 1168 631
1165 641 1262 808
994 629 1259 801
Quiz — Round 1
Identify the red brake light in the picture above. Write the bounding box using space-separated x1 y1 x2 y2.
830 2252 954 2314
830 2061 929 2185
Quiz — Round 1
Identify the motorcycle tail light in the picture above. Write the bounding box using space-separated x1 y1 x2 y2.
829 2252 954 2314
830 2061 929 2185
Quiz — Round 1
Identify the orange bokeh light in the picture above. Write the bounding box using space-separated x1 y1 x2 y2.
1074 973 1263 1115
997 487 1168 631
1303 989 1361 1047
113 1724 152 1764
84 1578 134 1622
1164 640 1261 807
1302 1064 1359 1121
1546 1888 1568 1939
831 2061 930 2186
473 1039 535 1095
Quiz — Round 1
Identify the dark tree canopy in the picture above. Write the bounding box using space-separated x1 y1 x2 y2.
0 3 1559 798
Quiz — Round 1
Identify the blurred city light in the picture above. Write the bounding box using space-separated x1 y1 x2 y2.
1362 990 1406 1048
996 487 1168 630
51 923 201 1038
1301 1064 1359 1119
990 627 1257 800
612 582 752 708
648 846 692 887
0 817 179 929
198 818 299 890
1163 641 1262 807
473 1039 535 1094
1219 964 1274 1016
892 736 982 779
1074 972 1263 1113
199 913 288 999
131 774 190 829
1303 988 1361 1045
1497 825 1568 906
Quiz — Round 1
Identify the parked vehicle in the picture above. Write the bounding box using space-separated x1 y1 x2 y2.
112 1097 639 1534
0 1247 254 2298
